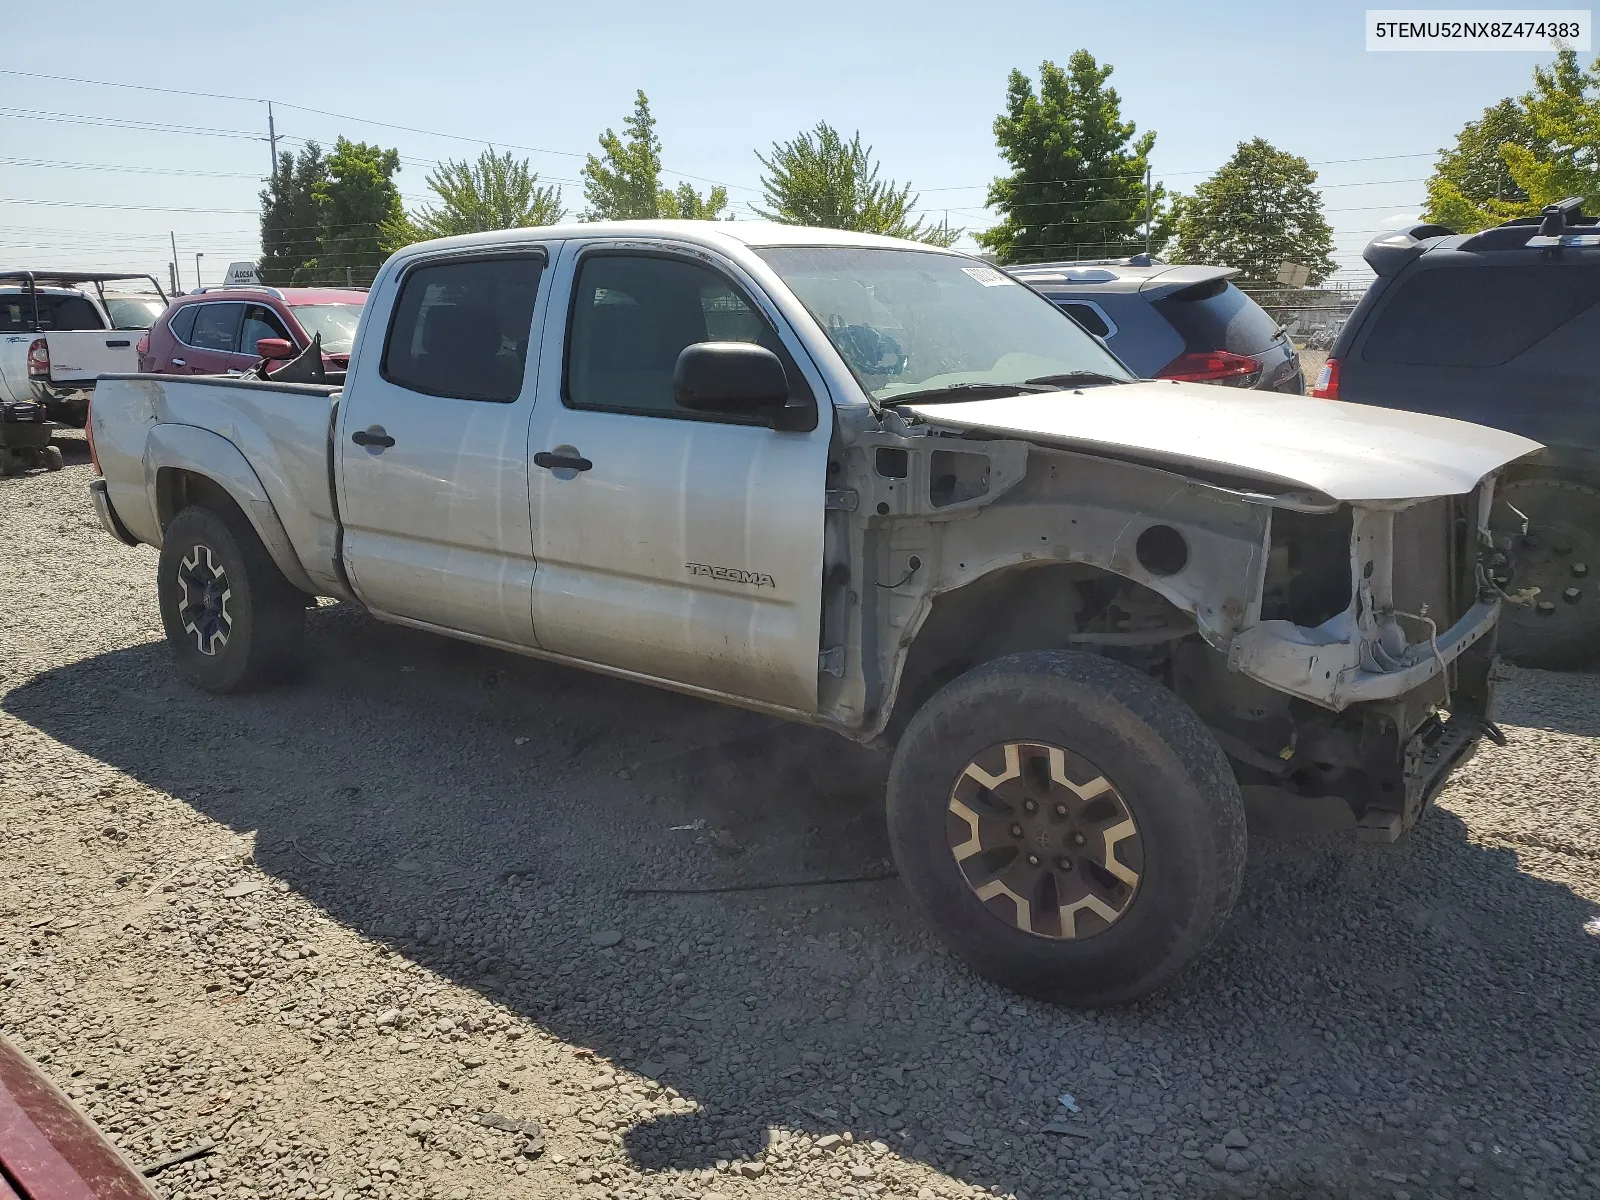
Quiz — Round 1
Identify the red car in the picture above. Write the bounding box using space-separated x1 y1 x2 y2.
0 1033 158 1199
137 286 366 376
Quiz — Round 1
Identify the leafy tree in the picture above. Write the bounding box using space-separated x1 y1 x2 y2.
658 180 729 220
1423 50 1600 231
395 150 565 242
1422 98 1533 230
258 142 327 285
1501 50 1600 211
1170 138 1336 286
754 122 959 246
979 52 1162 264
314 138 403 285
581 90 726 220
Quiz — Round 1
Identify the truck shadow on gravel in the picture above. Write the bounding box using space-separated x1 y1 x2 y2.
8 605 1600 1200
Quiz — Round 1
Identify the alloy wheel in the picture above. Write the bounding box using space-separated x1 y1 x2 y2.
946 740 1142 939
175 543 233 656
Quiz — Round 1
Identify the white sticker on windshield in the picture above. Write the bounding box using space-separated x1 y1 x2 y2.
961 266 1016 287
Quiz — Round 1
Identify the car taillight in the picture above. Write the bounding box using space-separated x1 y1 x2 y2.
1155 350 1261 386
1311 357 1341 399
84 400 102 474
26 338 49 378
136 332 150 357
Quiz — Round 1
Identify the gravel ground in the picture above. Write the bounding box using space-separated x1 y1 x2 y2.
2 440 1598 1200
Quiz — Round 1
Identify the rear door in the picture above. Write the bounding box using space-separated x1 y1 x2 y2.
183 302 245 374
335 248 552 645
523 242 830 713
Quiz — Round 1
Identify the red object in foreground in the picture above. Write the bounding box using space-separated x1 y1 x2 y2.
0 1033 157 1200
1155 349 1261 386
1311 357 1342 399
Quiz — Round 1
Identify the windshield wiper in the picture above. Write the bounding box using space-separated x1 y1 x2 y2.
880 382 1060 407
1023 371 1126 388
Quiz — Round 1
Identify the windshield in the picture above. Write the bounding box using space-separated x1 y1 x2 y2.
105 297 164 330
290 303 364 355
755 246 1132 401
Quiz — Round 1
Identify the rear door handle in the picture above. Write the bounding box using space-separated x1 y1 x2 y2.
106 339 131 348
170 358 186 366
533 451 592 472
351 427 396 449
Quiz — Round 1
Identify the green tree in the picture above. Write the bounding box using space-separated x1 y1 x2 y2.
1170 138 1336 286
581 90 726 221
395 149 565 242
979 52 1161 264
1423 50 1600 231
258 141 327 285
313 138 403 285
658 180 729 220
754 122 959 246
1422 98 1534 230
1502 50 1600 211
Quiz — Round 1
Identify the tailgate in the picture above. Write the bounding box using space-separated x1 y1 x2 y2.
46 330 139 384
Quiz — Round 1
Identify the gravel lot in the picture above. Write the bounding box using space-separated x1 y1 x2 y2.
3 441 1598 1200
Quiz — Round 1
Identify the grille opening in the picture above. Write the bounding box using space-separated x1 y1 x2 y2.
1261 508 1354 628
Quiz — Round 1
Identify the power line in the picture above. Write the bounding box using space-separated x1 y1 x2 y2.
0 106 265 140
0 67 754 195
0 155 265 179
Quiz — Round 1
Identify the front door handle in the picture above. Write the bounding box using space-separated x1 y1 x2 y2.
106 339 131 348
351 427 396 449
533 450 593 472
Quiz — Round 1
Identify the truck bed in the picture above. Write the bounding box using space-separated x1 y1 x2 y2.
91 374 345 596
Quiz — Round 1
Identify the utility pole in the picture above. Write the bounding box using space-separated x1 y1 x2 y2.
195 253 204 288
1144 166 1153 256
170 232 180 291
267 101 279 180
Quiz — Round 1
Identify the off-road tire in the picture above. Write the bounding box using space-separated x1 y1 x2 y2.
887 650 1247 1008
1495 477 1600 669
42 445 63 471
158 504 305 693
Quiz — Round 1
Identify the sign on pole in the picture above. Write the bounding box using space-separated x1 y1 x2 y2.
1276 261 1311 288
223 261 262 288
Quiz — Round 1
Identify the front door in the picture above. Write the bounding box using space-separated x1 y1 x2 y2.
336 249 552 645
525 244 831 713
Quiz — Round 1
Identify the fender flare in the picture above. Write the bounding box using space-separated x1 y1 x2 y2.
142 423 318 596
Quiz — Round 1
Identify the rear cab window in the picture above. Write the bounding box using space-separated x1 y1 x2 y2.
381 256 544 402
0 292 106 333
1151 278 1280 355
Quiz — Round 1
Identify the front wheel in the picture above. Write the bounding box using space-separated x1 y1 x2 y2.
887 650 1247 1007
157 504 306 692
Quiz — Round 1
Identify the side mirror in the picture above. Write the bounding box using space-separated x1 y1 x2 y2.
256 337 294 361
674 342 788 418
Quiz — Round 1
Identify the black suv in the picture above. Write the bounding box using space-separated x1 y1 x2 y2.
1318 198 1600 667
1010 257 1303 393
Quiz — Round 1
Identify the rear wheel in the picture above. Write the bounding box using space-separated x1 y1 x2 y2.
1494 478 1600 669
887 650 1247 1008
158 504 305 692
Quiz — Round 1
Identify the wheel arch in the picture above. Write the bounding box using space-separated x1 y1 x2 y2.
874 559 1195 746
144 425 317 596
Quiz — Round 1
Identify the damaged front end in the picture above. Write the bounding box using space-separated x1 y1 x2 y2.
824 407 1516 842
1187 486 1503 840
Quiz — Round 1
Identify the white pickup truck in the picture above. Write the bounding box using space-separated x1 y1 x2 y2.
87 221 1539 1006
0 270 169 426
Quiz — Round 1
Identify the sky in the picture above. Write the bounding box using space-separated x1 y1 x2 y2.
0 0 1580 288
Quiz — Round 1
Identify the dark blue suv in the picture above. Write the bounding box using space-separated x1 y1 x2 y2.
1318 198 1600 668
1009 258 1303 393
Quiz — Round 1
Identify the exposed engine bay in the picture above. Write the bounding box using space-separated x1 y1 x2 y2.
817 408 1507 840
